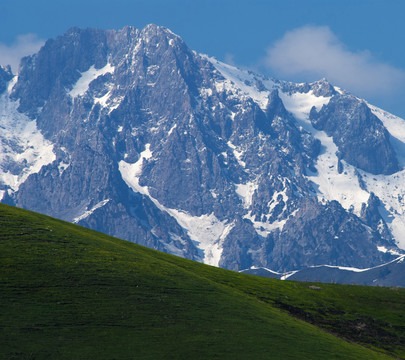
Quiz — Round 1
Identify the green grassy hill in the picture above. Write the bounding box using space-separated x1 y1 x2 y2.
1 203 404 359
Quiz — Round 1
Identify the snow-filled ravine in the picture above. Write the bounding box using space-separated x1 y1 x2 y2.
0 77 55 200
118 144 235 266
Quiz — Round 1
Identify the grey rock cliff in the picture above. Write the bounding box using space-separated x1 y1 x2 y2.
309 95 399 175
0 65 13 95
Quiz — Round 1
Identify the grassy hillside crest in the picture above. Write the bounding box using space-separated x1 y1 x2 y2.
1 203 404 359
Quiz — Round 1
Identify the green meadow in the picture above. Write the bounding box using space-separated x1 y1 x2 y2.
1 203 404 359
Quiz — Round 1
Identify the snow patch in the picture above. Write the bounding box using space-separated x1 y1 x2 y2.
377 246 403 256
281 270 300 280
69 63 115 98
73 199 110 223
227 141 246 167
58 161 70 175
0 88 55 192
168 123 177 136
308 134 369 216
243 211 287 237
279 91 331 131
210 189 218 199
171 213 234 267
235 181 257 208
118 144 152 192
205 55 275 110
269 187 289 213
199 87 213 98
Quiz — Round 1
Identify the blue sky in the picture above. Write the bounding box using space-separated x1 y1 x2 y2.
1 0 405 118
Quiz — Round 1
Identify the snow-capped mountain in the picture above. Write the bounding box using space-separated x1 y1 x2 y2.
1 24 404 276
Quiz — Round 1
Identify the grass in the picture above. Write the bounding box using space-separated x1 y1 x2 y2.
0 203 404 359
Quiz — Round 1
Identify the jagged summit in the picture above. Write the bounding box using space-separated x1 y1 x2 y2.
1 25 404 278
309 78 337 97
310 94 399 174
140 23 180 38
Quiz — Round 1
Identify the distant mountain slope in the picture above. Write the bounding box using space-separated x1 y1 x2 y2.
289 256 405 285
242 254 405 287
1 24 404 277
1 203 404 359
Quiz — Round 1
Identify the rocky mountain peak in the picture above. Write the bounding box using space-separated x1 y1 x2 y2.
265 89 288 120
140 23 180 40
310 94 399 175
1 25 404 279
310 78 337 97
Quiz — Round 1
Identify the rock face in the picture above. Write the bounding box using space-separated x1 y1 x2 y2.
309 95 399 175
0 66 13 94
271 199 393 272
1 24 404 276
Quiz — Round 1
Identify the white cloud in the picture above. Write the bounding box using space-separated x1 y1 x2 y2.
263 26 405 99
0 34 44 73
